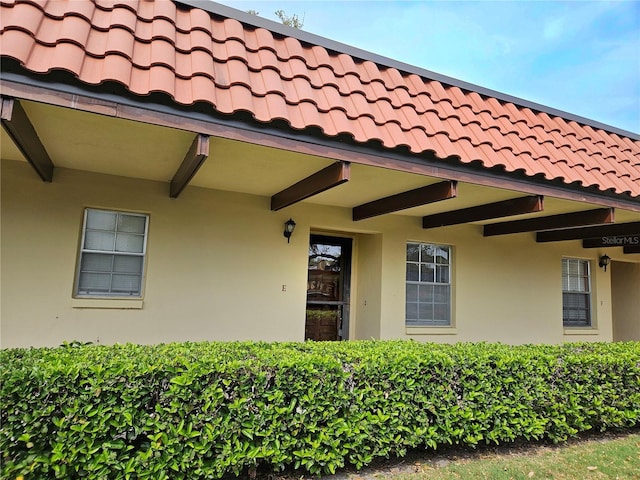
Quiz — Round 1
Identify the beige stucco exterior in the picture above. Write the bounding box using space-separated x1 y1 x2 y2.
3 156 636 348
611 261 640 341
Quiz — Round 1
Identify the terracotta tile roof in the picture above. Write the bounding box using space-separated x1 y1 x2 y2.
1 0 639 198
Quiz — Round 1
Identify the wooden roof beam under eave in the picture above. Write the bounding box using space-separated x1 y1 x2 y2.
271 161 350 211
484 208 615 236
623 245 640 254
169 134 210 198
537 221 640 242
353 180 457 221
423 195 543 229
0 96 54 182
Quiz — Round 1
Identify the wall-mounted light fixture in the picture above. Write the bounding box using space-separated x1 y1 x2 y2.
283 218 296 243
599 254 611 272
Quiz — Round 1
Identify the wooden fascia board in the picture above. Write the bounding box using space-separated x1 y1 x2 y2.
353 180 457 221
1 96 54 182
484 208 615 236
423 195 544 229
3 77 640 213
271 161 350 211
537 221 640 242
169 134 210 198
623 245 640 254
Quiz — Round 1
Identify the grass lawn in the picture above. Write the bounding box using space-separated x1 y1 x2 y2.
372 431 640 480
301 430 640 480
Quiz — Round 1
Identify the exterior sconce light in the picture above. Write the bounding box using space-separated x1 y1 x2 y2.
283 218 296 243
599 254 611 272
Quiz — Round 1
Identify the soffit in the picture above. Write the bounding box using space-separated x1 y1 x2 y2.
5 100 639 228
17 101 194 181
191 137 335 196
0 0 638 200
0 127 25 162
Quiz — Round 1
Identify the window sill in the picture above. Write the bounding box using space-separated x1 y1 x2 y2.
563 328 599 335
406 327 457 335
71 298 144 309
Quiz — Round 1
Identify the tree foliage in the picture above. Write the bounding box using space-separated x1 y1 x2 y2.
246 9 305 29
274 9 304 29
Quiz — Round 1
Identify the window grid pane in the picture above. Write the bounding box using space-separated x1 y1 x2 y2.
406 243 451 326
76 209 148 297
85 231 116 251
562 258 592 327
85 210 117 231
118 214 146 234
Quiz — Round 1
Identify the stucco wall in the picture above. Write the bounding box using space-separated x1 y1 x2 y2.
1 161 309 347
354 233 382 340
1 160 624 347
612 261 640 341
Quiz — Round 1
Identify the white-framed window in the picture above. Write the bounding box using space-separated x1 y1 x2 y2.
75 208 149 297
562 258 592 327
406 242 451 326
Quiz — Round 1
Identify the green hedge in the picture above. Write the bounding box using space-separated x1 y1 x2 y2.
2 341 639 478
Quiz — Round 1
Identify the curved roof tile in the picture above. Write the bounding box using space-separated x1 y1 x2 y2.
1 0 638 197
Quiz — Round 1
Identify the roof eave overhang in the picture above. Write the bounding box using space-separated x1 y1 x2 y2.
2 69 639 212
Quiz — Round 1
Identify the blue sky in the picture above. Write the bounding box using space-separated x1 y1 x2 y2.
216 0 639 134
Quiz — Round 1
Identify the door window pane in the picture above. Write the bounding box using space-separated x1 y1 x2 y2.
306 236 352 342
307 243 341 302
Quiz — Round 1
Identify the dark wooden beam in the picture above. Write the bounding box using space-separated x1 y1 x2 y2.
423 195 543 229
271 161 350 211
583 234 640 249
1 96 54 182
623 245 640 254
537 221 640 243
169 134 210 198
4 79 640 214
353 181 457 221
484 208 614 237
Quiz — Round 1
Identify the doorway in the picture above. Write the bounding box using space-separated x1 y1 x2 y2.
305 234 352 341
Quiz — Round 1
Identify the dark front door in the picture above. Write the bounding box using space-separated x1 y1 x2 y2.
305 235 352 341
